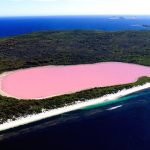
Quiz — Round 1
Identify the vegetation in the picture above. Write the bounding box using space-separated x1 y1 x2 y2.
0 30 150 73
0 76 150 124
0 30 150 123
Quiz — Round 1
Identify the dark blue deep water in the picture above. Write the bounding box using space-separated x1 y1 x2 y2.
0 89 150 150
0 15 150 37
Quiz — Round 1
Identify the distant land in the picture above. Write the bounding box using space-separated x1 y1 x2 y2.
108 16 126 20
132 24 150 28
108 16 137 20
143 24 150 28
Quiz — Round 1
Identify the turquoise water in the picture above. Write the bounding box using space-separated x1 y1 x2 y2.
82 89 150 110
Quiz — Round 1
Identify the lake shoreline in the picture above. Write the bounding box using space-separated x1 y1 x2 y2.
0 62 150 100
0 83 150 132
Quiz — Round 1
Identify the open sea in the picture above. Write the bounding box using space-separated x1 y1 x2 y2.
0 15 150 37
0 89 150 150
0 16 150 150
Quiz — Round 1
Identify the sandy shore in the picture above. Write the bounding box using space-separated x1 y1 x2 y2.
0 83 150 132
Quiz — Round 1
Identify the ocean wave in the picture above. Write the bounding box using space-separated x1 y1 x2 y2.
107 105 122 111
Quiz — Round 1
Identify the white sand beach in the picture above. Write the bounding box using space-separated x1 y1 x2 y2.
0 83 150 132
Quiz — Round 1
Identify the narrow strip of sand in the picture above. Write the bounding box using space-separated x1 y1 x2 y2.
0 83 150 132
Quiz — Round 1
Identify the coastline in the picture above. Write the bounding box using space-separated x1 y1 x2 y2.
0 82 150 132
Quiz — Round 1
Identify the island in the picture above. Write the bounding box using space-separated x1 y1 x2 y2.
132 24 150 28
109 16 137 20
109 16 126 20
143 24 150 28
0 30 150 131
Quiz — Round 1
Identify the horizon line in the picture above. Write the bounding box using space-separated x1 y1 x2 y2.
0 14 150 17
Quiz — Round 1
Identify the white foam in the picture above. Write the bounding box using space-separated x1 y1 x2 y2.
107 105 122 110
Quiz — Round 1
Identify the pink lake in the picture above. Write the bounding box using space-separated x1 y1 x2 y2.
0 62 150 99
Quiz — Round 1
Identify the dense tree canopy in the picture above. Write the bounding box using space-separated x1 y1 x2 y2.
0 30 150 73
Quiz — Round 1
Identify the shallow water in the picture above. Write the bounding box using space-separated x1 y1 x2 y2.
0 89 150 150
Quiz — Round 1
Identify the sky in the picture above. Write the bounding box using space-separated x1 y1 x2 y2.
0 0 150 16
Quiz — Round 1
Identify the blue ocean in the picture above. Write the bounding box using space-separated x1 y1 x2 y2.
0 15 150 37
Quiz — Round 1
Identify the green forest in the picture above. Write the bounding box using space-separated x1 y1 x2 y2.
0 30 150 73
